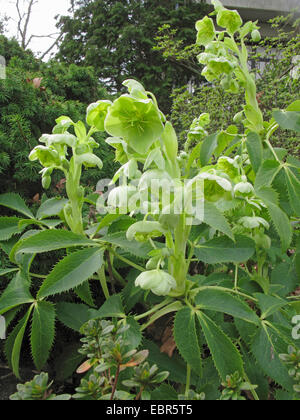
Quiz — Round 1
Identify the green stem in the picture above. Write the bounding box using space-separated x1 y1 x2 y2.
234 264 239 291
134 298 173 321
98 266 110 300
185 364 191 398
111 250 145 272
244 371 260 401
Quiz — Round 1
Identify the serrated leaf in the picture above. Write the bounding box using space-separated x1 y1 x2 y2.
174 307 203 376
195 288 260 325
11 305 34 378
89 294 125 319
251 325 294 392
200 133 218 167
0 217 24 241
203 202 234 240
273 110 300 132
194 235 255 264
254 293 288 319
0 271 34 315
122 316 142 349
151 384 178 401
101 232 152 259
246 132 263 174
31 301 56 370
11 230 95 263
37 247 104 299
75 281 95 307
197 311 244 381
0 193 34 219
0 268 19 277
56 302 91 332
254 160 282 190
36 198 68 220
270 262 298 298
256 187 292 251
284 167 300 216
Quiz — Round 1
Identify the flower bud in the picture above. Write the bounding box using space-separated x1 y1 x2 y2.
251 29 261 43
135 270 177 296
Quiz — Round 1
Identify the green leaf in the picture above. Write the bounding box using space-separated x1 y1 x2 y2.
286 100 300 112
74 281 95 307
195 288 260 325
0 193 34 219
37 248 104 299
0 268 19 277
0 217 24 241
270 262 298 298
174 307 203 376
31 302 56 370
0 271 34 315
194 235 255 264
217 8 242 35
89 294 125 319
273 110 300 133
122 316 142 349
284 168 300 216
56 302 91 332
203 202 234 240
246 132 263 174
254 294 288 319
256 187 292 251
151 384 178 401
200 133 218 167
101 232 153 259
254 160 281 190
197 311 244 381
36 198 68 220
196 16 215 46
251 325 294 392
11 305 34 378
11 230 95 262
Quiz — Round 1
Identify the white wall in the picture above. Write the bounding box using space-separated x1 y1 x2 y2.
211 0 299 13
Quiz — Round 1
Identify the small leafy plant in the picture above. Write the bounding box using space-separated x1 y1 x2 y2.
0 1 299 400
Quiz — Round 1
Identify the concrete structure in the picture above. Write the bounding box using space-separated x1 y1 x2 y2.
205 0 300 36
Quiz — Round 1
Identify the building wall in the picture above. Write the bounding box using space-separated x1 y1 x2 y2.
220 0 299 13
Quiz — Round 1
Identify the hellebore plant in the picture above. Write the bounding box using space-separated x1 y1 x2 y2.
0 1 299 401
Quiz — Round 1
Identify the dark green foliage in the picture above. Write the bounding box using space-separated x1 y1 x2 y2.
167 17 300 155
56 0 209 112
0 36 115 197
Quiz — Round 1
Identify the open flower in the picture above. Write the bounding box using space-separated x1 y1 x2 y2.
104 95 164 155
135 270 177 296
86 100 112 131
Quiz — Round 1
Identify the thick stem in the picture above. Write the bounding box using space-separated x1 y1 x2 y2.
65 157 84 235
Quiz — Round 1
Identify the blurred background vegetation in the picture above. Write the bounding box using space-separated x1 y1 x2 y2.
0 0 299 201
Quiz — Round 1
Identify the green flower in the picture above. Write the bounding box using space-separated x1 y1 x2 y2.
196 16 216 46
126 221 167 242
104 95 164 155
86 100 112 131
239 216 270 230
29 146 61 168
216 8 243 35
135 270 177 296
